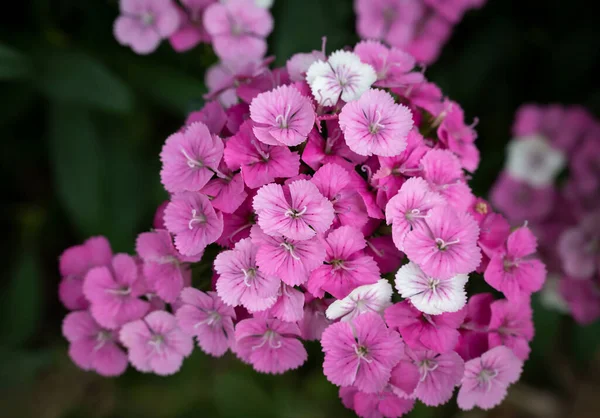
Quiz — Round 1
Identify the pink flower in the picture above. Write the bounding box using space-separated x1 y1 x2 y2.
408 348 465 406
175 288 236 356
298 295 333 340
307 226 380 299
340 386 415 418
160 122 224 193
120 311 193 375
339 88 413 157
251 225 325 286
268 283 305 322
83 254 150 330
203 0 273 63
437 102 480 172
185 100 227 135
558 212 600 279
62 311 128 377
321 312 404 393
490 173 554 223
234 316 307 374
253 180 334 240
326 279 392 322
250 85 315 146
224 120 301 189
403 206 481 280
484 226 546 300
168 0 213 52
286 51 326 82
59 236 112 310
216 192 255 247
114 0 181 55
302 123 367 171
457 346 523 411
164 192 223 257
559 278 600 325
201 168 247 214
487 299 533 361
214 238 280 312
456 293 493 361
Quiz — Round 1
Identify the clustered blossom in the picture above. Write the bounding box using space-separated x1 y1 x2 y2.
60 38 545 416
491 104 600 325
354 0 487 64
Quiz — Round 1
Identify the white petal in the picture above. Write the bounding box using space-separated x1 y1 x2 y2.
326 279 392 321
306 60 331 84
505 135 566 187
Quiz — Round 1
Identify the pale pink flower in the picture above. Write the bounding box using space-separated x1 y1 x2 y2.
326 279 393 322
340 386 415 418
487 299 534 361
268 283 305 322
287 51 326 82
408 348 465 406
168 0 213 52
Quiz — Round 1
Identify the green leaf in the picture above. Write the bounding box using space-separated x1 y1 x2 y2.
0 348 52 389
0 42 31 80
213 373 276 418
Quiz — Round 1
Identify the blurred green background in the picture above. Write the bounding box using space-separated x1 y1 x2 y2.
1 0 599 417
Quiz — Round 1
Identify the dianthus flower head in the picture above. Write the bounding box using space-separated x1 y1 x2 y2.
437 101 480 172
340 386 415 418
286 50 326 82
168 0 213 53
302 122 367 171
326 279 393 322
487 299 534 361
200 163 247 214
557 212 600 279
268 283 306 323
490 173 554 224
504 135 566 187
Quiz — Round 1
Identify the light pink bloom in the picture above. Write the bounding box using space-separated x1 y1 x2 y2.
487 299 533 361
558 212 600 279
59 236 112 310
62 310 128 377
339 88 413 157
185 100 227 135
269 283 305 322
307 226 380 299
389 357 421 397
168 0 213 52
287 51 326 82
490 173 554 223
114 0 181 54
340 386 415 418
321 312 404 393
559 278 600 325
250 85 315 146
457 346 523 410
120 311 193 375
205 61 239 108
175 288 236 356
408 348 465 406
83 254 150 330
298 295 333 341
234 316 307 374
214 238 280 312
253 180 334 240
326 279 393 322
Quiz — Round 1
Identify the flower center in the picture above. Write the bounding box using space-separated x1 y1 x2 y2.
435 237 460 251
148 334 165 352
252 329 282 350
275 105 292 129
427 278 440 292
181 148 204 169
418 358 439 382
284 206 308 218
477 367 498 391
188 209 207 229
94 330 112 351
140 12 154 26
106 286 132 296
195 311 222 328
353 344 372 362
242 267 257 286
250 140 271 162
475 201 488 215
369 110 386 134
405 208 429 221
280 242 301 260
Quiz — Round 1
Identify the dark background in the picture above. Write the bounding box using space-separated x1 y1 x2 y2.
1 0 599 417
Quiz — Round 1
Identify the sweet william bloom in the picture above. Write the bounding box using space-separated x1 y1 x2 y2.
185 100 227 135
366 235 404 274
298 295 332 341
268 283 305 322
559 277 600 325
62 311 128 377
216 192 255 247
234 316 307 374
168 0 213 52
175 288 236 357
504 135 566 187
457 346 523 411
340 386 415 418
487 299 534 361
339 88 413 157
163 192 223 256
114 0 180 54
490 173 554 223
321 312 404 393
456 293 494 361
200 166 247 214
437 102 480 173
557 212 600 279
408 348 465 406
253 180 334 240
250 85 316 147
306 50 377 106
395 261 468 315
403 206 481 280
326 279 392 322
307 226 380 299
59 236 112 310
120 311 193 376
83 254 150 330
287 50 326 82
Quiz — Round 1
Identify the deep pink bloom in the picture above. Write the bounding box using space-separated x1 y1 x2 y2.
268 283 305 322
456 293 493 361
59 236 112 310
487 299 534 361
224 120 301 189
62 310 128 377
298 295 333 341
302 124 367 171
408 348 465 406
404 13 453 64
185 100 227 135
120 311 193 375
557 212 600 279
114 0 181 54
253 180 334 240
83 254 150 330
216 192 255 248
168 0 213 52
571 134 600 195
457 346 523 410
437 102 480 172
175 288 236 356
250 85 315 147
389 358 421 398
339 88 413 157
152 201 169 229
205 61 239 108
364 233 403 274
340 386 415 418
200 164 247 214
490 173 554 223
234 316 307 374
321 312 404 393
559 277 600 325
307 226 380 299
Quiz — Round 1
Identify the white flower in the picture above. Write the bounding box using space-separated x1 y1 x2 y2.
395 262 468 315
326 279 392 322
306 50 376 106
505 135 566 187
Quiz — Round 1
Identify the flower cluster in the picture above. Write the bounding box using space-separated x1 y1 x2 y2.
491 104 600 325
60 40 546 416
354 0 487 64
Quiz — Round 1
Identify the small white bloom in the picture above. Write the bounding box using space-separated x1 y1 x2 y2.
326 279 392 321
505 135 566 187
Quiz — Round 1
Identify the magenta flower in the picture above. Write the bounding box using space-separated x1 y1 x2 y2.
456 293 494 361
321 312 404 393
559 278 600 325
234 316 307 374
168 0 213 52
340 386 415 418
365 234 404 274
298 295 333 341
83 254 150 330
484 226 546 301
214 238 280 312
62 311 128 377
175 288 236 357
307 226 380 299
403 206 481 280
487 299 534 361
269 283 306 323
457 346 523 410
203 0 273 63
302 121 367 171
160 122 224 194
224 120 301 189
558 212 600 279
339 88 413 157
200 166 247 214
408 348 465 406
163 192 223 256
326 279 393 322
490 173 554 223
437 102 480 172
216 192 255 248
250 85 315 147
253 180 334 240
114 0 181 55
120 311 193 376
59 236 112 310
185 100 227 135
